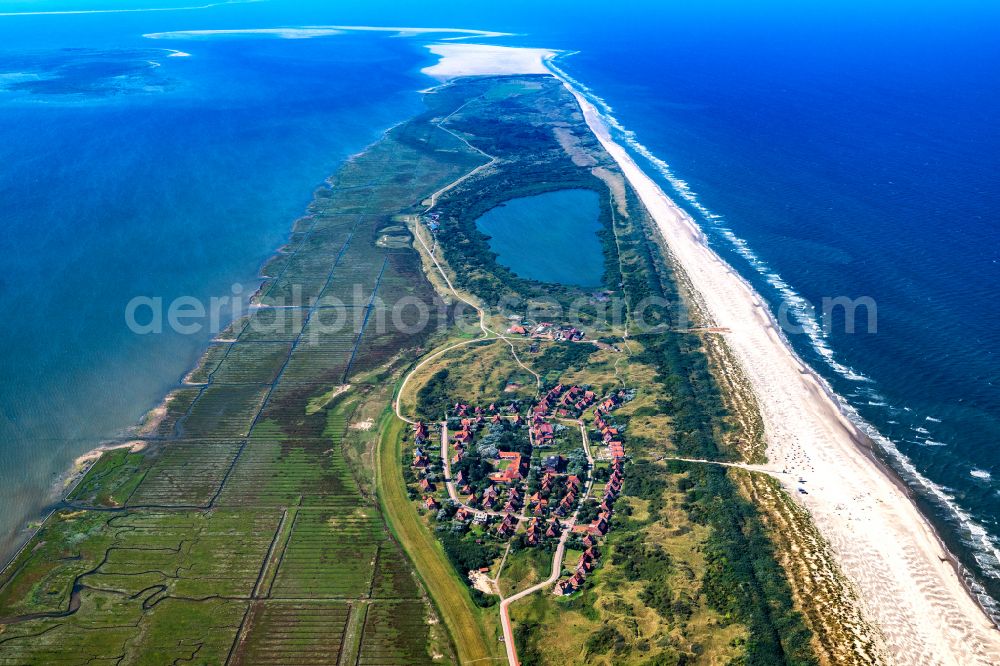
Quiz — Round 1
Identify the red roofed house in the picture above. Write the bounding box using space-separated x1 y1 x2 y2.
497 513 517 537
490 451 524 484
590 515 609 535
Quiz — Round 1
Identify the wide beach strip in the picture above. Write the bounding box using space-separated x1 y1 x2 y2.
557 53 1000 665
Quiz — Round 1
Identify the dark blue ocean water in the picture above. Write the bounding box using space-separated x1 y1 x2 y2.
538 8 1000 614
1 0 997 615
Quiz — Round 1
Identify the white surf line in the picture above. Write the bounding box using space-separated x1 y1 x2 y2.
0 0 260 17
549 65 1000 662
549 52 1000 624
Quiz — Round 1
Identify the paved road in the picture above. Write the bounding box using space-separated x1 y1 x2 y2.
499 420 595 666
439 424 532 522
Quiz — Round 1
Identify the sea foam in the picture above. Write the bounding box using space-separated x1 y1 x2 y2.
547 57 869 384
546 55 1000 620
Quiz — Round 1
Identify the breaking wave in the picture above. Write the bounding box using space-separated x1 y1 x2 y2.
547 57 869 383
546 54 1000 623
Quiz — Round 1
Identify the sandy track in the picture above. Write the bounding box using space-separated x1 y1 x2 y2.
565 83 1000 664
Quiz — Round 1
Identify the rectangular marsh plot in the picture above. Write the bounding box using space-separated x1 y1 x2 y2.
126 440 242 506
325 160 388 189
357 601 435 666
373 274 426 306
0 593 140 665
238 601 351 665
371 547 421 600
237 307 309 342
259 273 331 308
279 327 359 384
98 510 280 598
317 262 385 307
124 597 247 664
313 185 375 213
217 437 359 506
179 384 270 438
280 242 345 278
67 447 148 507
209 340 292 384
308 213 369 235
270 508 385 599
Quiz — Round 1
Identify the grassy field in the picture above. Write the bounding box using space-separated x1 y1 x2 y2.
375 413 502 665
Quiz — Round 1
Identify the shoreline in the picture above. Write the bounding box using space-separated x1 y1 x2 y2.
0 112 428 573
2 34 993 662
560 78 1000 662
0 438 146 580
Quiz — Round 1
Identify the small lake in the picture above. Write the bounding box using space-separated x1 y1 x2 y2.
475 189 604 287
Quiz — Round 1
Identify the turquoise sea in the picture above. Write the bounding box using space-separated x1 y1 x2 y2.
0 5 432 555
1 0 997 620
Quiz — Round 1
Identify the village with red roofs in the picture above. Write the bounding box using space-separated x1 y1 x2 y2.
407 378 635 598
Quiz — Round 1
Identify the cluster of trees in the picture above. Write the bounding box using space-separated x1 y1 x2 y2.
565 447 589 479
576 498 602 524
624 459 669 501
478 420 531 456
532 344 598 380
416 368 454 421
585 625 628 657
451 452 494 494
438 531 498 577
631 330 816 664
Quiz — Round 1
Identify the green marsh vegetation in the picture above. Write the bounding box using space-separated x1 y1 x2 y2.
0 93 485 664
403 75 817 665
2 74 822 666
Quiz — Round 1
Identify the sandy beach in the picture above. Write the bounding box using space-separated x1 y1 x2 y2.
566 86 1000 665
421 44 557 80
422 42 1000 664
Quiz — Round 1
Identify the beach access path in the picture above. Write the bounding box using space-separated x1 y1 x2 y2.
565 82 1000 664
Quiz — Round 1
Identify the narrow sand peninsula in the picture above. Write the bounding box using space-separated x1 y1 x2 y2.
565 87 1000 665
